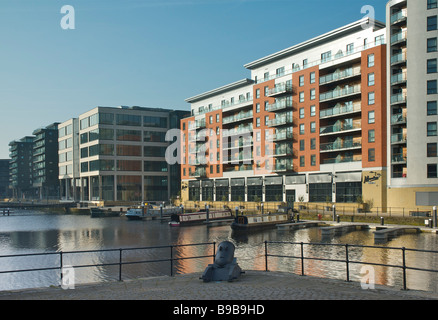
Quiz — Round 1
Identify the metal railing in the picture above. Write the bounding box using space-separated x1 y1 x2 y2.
0 242 216 285
264 241 438 291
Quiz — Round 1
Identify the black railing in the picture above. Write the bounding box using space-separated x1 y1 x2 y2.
0 242 216 285
264 241 438 291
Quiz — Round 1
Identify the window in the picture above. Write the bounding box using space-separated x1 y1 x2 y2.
368 73 375 86
368 129 375 143
256 103 260 113
429 0 438 9
311 155 316 166
300 156 305 167
310 122 316 133
428 101 438 115
116 114 141 126
264 72 269 81
428 16 437 31
428 38 438 52
368 148 375 162
428 143 437 157
303 59 308 68
264 101 269 111
299 140 305 151
428 59 438 74
428 122 437 136
346 43 354 54
310 88 316 100
276 67 285 77
321 51 331 63
310 72 316 84
299 108 305 119
310 105 316 117
368 54 375 67
256 89 260 99
299 124 305 135
256 131 261 142
428 80 438 94
310 138 316 150
256 118 260 127
299 92 304 102
216 114 220 123
264 86 269 96
427 164 438 178
375 35 384 46
264 116 269 126
299 75 304 87
368 92 375 105
368 111 375 124
209 116 213 124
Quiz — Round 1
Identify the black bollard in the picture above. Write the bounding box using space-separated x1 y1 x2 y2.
381 217 384 226
337 215 340 223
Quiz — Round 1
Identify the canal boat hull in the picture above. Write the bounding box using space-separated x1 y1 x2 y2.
231 214 290 231
170 210 232 226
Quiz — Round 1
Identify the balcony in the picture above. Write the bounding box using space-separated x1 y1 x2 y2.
273 144 293 157
391 114 407 125
321 154 362 164
390 93 407 105
223 152 253 164
265 99 293 112
267 82 293 97
319 102 361 119
223 137 253 150
267 115 293 127
319 85 361 103
222 96 253 112
392 153 407 164
222 124 253 138
390 10 407 25
273 130 293 141
273 158 293 172
391 71 407 85
320 139 362 152
223 110 253 125
390 52 407 66
390 31 407 45
320 122 361 136
319 67 361 86
391 133 407 144
189 168 207 178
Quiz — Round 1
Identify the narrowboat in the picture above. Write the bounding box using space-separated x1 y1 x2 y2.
169 209 232 226
230 213 291 231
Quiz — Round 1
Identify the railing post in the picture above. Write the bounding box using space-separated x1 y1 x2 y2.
119 249 123 281
170 245 173 277
264 241 268 272
402 247 407 290
345 244 350 282
213 241 216 264
300 242 305 276
59 251 63 285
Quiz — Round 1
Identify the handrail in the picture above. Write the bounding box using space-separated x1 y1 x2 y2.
264 241 438 291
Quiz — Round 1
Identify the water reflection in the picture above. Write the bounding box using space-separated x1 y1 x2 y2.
0 212 437 292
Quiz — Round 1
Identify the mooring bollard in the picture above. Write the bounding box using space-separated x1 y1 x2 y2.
381 217 384 226
332 205 336 222
433 206 437 228
337 215 340 223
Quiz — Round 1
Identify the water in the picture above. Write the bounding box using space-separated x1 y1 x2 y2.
0 210 437 292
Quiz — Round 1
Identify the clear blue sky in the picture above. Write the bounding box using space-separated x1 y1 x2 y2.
0 0 386 159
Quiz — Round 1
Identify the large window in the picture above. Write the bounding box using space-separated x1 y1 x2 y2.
309 183 332 202
144 116 167 128
427 164 438 178
428 38 437 52
116 129 141 141
144 146 166 157
144 161 168 172
116 114 141 126
428 16 437 31
265 185 283 202
116 145 142 157
117 160 142 171
428 122 437 136
429 0 438 9
117 176 142 202
428 80 437 94
144 176 168 201
336 182 362 203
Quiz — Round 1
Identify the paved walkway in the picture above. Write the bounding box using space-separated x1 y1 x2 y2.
1 271 437 300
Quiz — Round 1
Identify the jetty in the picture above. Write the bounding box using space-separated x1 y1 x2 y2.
321 223 370 236
374 226 421 242
277 221 326 231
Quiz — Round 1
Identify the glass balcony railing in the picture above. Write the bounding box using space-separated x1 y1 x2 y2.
392 153 407 163
390 11 407 24
222 110 253 125
273 131 293 141
273 159 293 172
320 122 361 135
390 31 407 44
390 93 407 104
390 52 407 65
391 133 407 144
319 85 361 102
222 124 253 137
391 114 407 125
266 99 293 112
267 83 293 96
320 140 361 152
320 102 361 118
319 67 361 85
267 115 293 127
391 72 407 85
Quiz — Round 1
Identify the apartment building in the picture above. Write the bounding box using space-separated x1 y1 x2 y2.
386 0 438 208
32 123 60 200
181 17 388 208
59 106 189 204
0 160 11 199
9 136 34 199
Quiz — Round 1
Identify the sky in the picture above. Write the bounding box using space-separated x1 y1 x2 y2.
0 0 386 159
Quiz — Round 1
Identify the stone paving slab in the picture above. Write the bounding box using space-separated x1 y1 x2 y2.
0 271 437 300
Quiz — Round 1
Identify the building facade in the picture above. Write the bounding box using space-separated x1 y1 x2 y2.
59 106 189 204
386 0 438 208
0 160 11 199
9 136 34 199
32 123 60 200
181 18 388 208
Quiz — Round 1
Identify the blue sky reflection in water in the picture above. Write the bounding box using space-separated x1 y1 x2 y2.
0 211 437 292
